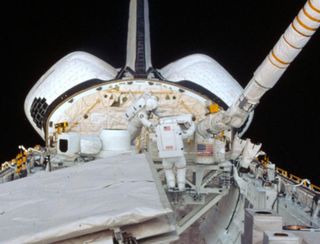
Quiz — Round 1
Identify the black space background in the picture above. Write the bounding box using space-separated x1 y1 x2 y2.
0 0 319 184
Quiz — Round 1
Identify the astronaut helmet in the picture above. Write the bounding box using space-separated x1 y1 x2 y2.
145 96 158 111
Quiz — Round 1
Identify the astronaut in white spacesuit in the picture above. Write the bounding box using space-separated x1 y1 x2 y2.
126 93 195 192
125 93 158 142
155 114 195 192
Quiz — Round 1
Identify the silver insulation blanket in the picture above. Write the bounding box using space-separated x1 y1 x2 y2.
0 153 172 243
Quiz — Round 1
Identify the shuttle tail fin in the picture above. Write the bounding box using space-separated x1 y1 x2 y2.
124 0 152 78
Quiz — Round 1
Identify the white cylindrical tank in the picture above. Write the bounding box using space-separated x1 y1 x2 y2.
100 129 131 152
57 132 80 157
80 135 102 155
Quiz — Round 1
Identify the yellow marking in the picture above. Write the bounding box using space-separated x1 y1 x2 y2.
208 103 220 113
271 50 290 65
282 35 301 50
276 167 288 177
67 99 101 132
83 98 101 113
180 99 194 114
267 55 286 69
15 151 27 174
289 174 302 184
276 167 320 192
261 155 270 168
296 15 317 31
55 121 69 134
311 184 320 192
308 0 320 14
291 22 312 37
303 7 320 22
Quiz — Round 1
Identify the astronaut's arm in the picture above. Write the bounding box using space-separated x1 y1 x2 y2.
181 121 195 139
138 112 154 129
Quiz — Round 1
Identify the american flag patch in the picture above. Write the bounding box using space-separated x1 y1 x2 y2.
164 126 171 131
197 143 213 156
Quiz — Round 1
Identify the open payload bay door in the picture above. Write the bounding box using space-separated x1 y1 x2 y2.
0 154 177 243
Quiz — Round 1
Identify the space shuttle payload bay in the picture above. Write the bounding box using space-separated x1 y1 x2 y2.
1 0 320 243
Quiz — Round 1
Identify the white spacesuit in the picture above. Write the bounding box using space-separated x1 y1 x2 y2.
230 134 262 169
155 114 195 191
125 93 158 142
126 95 195 191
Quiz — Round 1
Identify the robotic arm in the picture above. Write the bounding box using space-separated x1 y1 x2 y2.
198 0 320 136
